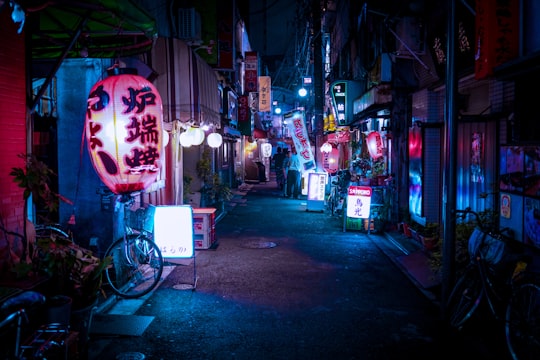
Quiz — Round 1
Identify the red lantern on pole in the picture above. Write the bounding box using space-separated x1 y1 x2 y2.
366 131 384 159
85 69 163 194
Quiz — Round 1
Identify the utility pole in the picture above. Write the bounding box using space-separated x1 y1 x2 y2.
311 0 324 144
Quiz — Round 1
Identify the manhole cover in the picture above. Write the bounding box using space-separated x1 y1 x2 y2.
173 284 195 290
241 240 277 249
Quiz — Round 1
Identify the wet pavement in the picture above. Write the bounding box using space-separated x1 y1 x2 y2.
87 180 510 360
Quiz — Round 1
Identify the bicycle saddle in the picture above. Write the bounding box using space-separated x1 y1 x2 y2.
0 291 46 317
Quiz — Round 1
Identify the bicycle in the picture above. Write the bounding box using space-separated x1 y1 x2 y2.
34 223 73 242
326 169 350 216
445 207 540 360
0 290 71 359
103 192 164 299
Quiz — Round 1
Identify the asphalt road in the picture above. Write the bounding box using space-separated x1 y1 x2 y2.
87 181 510 360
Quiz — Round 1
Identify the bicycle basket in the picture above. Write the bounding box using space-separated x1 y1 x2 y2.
468 227 506 264
127 205 155 233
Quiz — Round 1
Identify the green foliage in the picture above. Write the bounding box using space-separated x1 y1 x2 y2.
196 148 212 182
10 153 60 213
183 174 193 202
196 148 232 206
35 235 111 308
428 209 496 276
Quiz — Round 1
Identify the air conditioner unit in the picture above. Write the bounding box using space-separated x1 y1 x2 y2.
177 8 202 44
395 17 425 58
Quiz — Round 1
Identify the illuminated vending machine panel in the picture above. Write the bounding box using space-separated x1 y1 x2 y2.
193 208 217 249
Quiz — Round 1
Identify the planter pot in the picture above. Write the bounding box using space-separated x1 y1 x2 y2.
402 223 412 238
45 295 72 326
70 300 97 359
420 235 439 251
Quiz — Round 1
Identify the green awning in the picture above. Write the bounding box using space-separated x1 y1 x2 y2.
23 0 157 59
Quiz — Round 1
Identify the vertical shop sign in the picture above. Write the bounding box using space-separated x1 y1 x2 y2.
500 193 511 219
284 110 316 171
237 95 252 136
245 51 258 93
331 81 347 125
258 76 271 112
475 0 519 80
217 0 234 70
347 186 372 219
471 132 484 183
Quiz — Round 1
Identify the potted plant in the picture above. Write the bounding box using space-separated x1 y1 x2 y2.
34 234 111 310
196 148 232 209
9 153 110 308
418 222 440 251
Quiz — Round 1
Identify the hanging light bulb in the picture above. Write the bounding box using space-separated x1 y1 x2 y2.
207 133 223 148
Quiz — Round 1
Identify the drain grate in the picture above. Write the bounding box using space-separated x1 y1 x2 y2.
241 240 277 249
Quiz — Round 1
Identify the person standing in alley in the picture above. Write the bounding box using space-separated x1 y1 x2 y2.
272 147 286 190
286 147 302 199
282 149 290 197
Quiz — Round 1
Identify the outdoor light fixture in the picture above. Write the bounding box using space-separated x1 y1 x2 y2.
366 131 384 159
188 126 205 146
179 131 192 147
298 88 307 97
162 130 170 147
85 70 163 194
320 142 332 153
274 107 282 115
261 142 272 158
207 133 223 148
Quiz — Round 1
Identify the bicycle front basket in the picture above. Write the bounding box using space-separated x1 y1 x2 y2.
468 227 506 264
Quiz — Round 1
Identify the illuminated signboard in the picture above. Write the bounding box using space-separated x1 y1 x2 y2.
347 186 372 219
153 205 194 259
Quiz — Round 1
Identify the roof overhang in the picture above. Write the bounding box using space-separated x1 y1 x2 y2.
20 0 157 59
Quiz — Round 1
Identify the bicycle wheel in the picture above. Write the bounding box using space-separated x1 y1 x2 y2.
445 265 483 329
506 282 540 360
35 224 72 242
104 234 164 298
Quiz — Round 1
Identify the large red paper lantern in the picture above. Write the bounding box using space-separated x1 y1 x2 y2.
85 71 163 194
366 131 384 159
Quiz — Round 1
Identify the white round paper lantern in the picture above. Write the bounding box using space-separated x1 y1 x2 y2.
320 142 332 153
188 127 205 145
261 143 272 158
179 131 192 147
207 133 223 148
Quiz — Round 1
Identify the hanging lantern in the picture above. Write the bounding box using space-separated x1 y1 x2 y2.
85 70 163 194
179 131 192 147
323 147 339 174
162 130 170 147
366 131 384 159
261 142 272 158
188 126 205 145
320 142 332 153
207 133 223 148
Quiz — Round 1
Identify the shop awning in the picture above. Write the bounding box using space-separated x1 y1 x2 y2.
151 37 221 127
22 0 157 59
253 128 268 139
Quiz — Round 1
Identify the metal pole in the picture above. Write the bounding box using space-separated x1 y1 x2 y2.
441 0 458 315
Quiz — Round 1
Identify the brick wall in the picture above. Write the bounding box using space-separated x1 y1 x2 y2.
0 10 27 270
